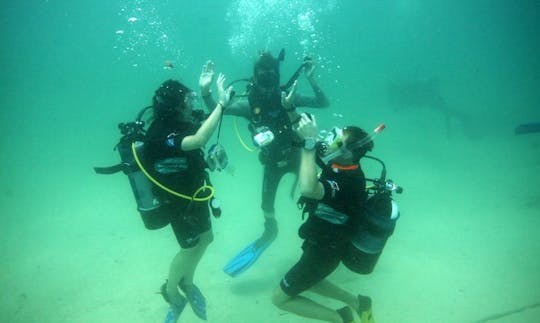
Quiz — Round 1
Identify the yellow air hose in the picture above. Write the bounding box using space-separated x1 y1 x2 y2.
131 142 214 202
233 117 257 152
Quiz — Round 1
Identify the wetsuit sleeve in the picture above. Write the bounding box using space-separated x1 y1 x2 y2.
203 94 251 119
222 100 252 118
320 177 341 201
293 82 330 108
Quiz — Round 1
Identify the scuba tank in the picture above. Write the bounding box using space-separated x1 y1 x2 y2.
116 138 167 230
94 107 169 230
342 155 403 274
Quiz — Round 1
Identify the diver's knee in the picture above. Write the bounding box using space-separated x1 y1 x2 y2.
263 210 275 219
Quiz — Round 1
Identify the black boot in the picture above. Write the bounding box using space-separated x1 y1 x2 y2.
255 217 278 248
337 306 354 323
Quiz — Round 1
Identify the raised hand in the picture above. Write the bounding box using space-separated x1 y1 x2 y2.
216 73 233 107
199 60 215 96
295 113 318 140
281 80 297 111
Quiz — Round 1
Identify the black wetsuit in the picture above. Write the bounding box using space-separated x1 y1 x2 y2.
248 88 302 212
143 112 212 248
204 85 328 214
280 165 367 296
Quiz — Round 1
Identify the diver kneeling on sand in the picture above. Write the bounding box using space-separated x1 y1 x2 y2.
272 113 402 323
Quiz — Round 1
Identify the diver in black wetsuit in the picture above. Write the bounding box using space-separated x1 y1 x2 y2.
199 51 329 276
272 113 377 323
144 76 233 322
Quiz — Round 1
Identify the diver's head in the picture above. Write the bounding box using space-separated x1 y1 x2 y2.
153 79 197 120
253 52 280 91
343 126 374 162
318 126 374 165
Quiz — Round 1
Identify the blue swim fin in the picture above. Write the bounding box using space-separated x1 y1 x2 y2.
223 240 272 277
161 281 187 323
164 302 186 323
179 281 207 320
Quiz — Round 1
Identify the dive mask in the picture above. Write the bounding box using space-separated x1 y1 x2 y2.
317 127 349 165
318 127 344 155
206 144 229 171
318 124 386 165
256 69 279 88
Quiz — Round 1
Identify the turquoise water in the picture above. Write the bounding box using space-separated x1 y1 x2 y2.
1 1 539 322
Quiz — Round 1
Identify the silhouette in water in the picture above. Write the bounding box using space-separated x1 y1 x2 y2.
387 77 480 139
515 122 540 135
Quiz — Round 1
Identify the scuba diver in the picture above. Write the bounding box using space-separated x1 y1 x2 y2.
272 113 401 323
198 50 330 277
123 75 232 323
94 57 234 322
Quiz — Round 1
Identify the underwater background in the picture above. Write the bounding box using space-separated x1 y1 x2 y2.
1 0 539 322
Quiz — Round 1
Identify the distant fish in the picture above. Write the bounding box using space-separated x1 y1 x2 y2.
387 78 447 113
128 17 138 23
163 61 174 69
387 77 480 139
515 122 540 135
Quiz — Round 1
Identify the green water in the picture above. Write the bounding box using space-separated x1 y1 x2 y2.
1 1 539 322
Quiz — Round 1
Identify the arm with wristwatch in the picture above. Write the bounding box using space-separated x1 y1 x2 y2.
294 113 324 199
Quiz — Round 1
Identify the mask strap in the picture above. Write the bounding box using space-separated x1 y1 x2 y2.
346 124 386 151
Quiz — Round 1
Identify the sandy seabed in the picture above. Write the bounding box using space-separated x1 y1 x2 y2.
1 114 539 323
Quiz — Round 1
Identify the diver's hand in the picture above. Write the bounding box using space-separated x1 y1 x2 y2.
216 73 233 108
295 113 318 140
282 80 297 111
199 60 215 97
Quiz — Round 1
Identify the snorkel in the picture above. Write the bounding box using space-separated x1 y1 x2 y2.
348 124 385 151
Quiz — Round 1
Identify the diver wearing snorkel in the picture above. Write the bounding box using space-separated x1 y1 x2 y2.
272 113 400 323
199 50 329 276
